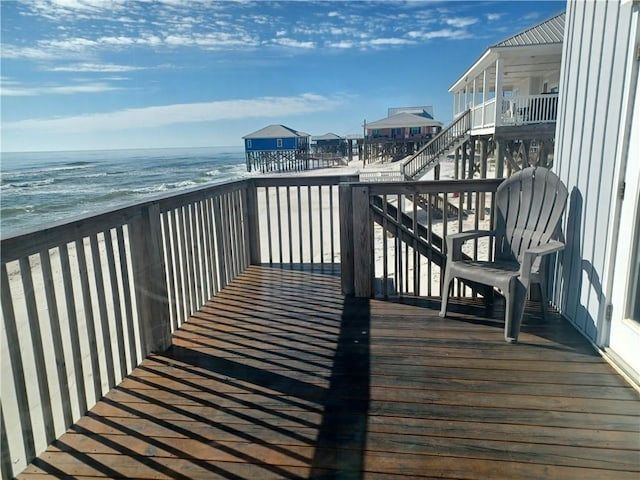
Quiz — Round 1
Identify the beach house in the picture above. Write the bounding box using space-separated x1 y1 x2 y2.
449 12 563 170
243 124 310 173
364 106 443 163
310 132 347 157
401 13 565 181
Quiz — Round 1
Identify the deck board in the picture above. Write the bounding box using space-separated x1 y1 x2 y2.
18 264 640 479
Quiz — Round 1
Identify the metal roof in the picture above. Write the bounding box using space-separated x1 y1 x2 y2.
366 112 443 129
311 133 343 141
492 12 565 48
243 124 307 139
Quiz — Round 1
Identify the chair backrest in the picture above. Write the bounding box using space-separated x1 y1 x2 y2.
494 167 568 263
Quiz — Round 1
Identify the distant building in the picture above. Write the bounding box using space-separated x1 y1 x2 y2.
310 133 347 156
364 106 443 163
243 124 310 173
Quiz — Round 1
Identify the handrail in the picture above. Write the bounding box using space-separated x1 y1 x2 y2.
401 110 471 180
0 173 355 477
340 178 503 298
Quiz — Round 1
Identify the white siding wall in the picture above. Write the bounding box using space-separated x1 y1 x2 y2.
553 0 637 344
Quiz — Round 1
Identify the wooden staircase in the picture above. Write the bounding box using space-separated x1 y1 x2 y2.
400 110 471 181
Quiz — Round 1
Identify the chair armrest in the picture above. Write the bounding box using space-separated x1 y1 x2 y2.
520 240 565 278
446 230 495 261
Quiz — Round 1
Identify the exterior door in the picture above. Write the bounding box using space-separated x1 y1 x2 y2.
608 72 640 382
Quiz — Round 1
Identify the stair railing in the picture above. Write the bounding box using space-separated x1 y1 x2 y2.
401 110 471 180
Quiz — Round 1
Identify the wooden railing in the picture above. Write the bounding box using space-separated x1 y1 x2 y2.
0 174 356 477
340 178 503 298
2 173 504 477
501 93 559 125
401 110 471 180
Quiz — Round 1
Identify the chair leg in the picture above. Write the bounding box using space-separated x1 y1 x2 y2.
439 268 453 318
537 281 548 322
504 278 527 343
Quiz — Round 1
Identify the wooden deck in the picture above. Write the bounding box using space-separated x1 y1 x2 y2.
18 265 639 479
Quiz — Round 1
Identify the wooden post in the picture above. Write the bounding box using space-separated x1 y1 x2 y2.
467 138 475 210
454 147 460 180
129 203 171 356
480 138 488 220
496 140 505 178
339 184 354 295
245 180 262 264
351 185 372 297
494 58 504 127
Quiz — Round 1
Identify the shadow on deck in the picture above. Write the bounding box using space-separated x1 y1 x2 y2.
18 265 640 479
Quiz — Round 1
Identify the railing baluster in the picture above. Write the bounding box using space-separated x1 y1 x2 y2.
39 248 73 429
307 186 314 264
265 186 273 264
161 212 178 331
286 186 293 264
319 186 324 263
297 185 303 263
75 238 103 404
1 263 36 463
276 186 283 264
103 230 128 379
90 234 116 390
59 243 88 413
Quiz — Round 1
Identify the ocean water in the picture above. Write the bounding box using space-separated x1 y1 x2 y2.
1 146 252 237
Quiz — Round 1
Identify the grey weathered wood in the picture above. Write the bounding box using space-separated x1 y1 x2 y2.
39 248 73 428
205 198 219 296
213 195 227 290
382 195 388 299
193 201 205 305
339 184 354 295
172 208 187 319
275 186 283 264
297 185 303 263
308 186 314 264
102 229 128 379
89 234 116 390
116 226 137 369
264 187 273 264
245 182 261 265
183 204 197 313
1 263 36 463
129 204 171 357
74 238 103 403
319 186 324 263
161 212 178 331
329 185 335 261
59 243 88 414
285 186 293 263
352 185 372 297
19 257 56 445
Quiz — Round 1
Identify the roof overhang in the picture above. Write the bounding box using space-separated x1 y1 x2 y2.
448 43 563 93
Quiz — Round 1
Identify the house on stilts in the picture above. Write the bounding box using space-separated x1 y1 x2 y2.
243 124 310 173
401 12 565 181
364 106 443 164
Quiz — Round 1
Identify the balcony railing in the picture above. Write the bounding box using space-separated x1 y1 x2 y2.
468 93 559 130
4 173 582 477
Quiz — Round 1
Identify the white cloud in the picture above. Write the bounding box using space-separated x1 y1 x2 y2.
368 38 415 46
1 93 343 132
1 82 121 96
49 63 146 72
444 17 478 28
273 38 315 49
408 29 471 41
487 13 502 21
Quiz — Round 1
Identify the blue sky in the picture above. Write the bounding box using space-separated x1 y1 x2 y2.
1 0 564 152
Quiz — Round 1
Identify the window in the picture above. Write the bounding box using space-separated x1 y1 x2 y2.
277 138 283 148
246 139 252 148
410 127 421 136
